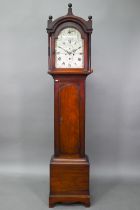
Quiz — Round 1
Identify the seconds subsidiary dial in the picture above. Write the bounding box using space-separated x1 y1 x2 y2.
55 28 84 68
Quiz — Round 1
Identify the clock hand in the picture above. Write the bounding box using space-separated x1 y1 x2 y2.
72 46 82 53
58 46 70 54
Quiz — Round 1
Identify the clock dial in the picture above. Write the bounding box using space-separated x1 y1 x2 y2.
55 28 84 68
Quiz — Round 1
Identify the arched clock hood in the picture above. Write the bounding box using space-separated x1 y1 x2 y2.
46 3 93 74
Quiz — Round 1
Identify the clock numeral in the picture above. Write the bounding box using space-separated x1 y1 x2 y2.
78 58 81 61
58 57 61 61
62 62 65 65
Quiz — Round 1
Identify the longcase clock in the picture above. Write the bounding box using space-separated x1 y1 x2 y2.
46 3 93 207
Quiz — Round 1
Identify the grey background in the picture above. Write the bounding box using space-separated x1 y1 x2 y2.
0 0 140 209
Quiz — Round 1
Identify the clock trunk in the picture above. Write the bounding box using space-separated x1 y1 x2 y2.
49 75 90 207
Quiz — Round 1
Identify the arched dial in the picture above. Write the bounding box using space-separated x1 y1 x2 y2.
55 28 84 68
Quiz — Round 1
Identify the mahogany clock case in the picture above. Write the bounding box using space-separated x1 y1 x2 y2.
46 3 93 207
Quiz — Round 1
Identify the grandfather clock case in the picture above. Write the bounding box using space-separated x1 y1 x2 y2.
47 3 93 207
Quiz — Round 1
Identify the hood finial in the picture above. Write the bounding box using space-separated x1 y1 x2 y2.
67 3 73 15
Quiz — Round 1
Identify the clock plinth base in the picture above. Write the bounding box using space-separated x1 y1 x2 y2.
49 195 90 208
49 155 90 207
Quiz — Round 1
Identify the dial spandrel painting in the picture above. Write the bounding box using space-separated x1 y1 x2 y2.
55 27 84 68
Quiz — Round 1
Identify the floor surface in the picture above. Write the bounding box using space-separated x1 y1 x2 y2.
0 176 140 210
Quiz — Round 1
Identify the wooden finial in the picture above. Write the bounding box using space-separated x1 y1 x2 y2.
49 15 53 20
88 15 92 20
67 3 73 15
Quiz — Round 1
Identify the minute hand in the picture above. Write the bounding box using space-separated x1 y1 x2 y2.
72 46 82 53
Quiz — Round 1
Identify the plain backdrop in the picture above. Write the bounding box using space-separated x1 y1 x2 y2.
0 0 140 182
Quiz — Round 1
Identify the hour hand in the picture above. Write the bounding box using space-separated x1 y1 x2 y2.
58 46 69 54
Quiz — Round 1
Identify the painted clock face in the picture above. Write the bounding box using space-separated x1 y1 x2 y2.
55 27 84 68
